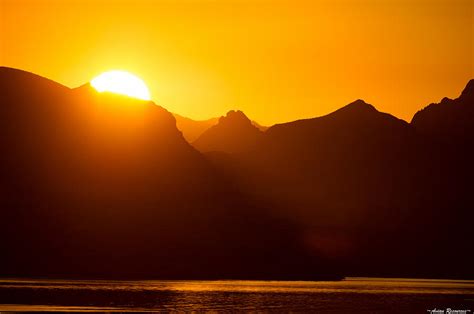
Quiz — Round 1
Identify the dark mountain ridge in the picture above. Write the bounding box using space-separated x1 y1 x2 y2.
1 66 472 279
411 79 474 141
203 92 473 278
0 67 328 280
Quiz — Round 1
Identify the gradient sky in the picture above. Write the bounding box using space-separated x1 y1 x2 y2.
1 0 473 125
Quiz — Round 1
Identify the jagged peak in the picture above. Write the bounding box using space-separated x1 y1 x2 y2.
218 110 252 126
460 79 474 100
411 79 474 124
225 109 250 119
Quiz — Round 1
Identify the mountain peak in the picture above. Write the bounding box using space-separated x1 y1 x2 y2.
193 110 262 153
343 99 377 112
219 110 252 126
326 99 378 120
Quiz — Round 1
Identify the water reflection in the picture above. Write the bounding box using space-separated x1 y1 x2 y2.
0 278 473 312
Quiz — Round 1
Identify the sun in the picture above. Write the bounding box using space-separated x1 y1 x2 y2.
91 70 151 101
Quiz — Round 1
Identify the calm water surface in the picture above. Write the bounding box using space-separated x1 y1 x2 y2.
0 278 472 312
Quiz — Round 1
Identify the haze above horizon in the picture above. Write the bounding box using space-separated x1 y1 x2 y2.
1 0 472 124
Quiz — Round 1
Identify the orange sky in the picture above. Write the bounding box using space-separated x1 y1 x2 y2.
1 0 473 125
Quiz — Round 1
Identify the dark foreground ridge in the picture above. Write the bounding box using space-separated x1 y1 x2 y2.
0 67 338 280
0 67 473 280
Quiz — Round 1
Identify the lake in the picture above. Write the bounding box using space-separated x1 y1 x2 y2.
0 277 473 312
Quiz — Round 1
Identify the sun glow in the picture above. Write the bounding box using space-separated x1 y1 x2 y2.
91 70 151 101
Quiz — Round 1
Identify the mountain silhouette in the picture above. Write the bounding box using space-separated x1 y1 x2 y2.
0 67 334 280
411 79 474 141
223 100 417 230
173 113 218 142
173 111 268 145
0 67 472 280
205 98 473 278
193 110 263 153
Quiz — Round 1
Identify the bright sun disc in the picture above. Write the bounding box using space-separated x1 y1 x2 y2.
91 70 151 100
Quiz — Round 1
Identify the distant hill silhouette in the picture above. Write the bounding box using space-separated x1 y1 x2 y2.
193 110 263 153
173 113 218 142
174 111 268 144
0 66 472 280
